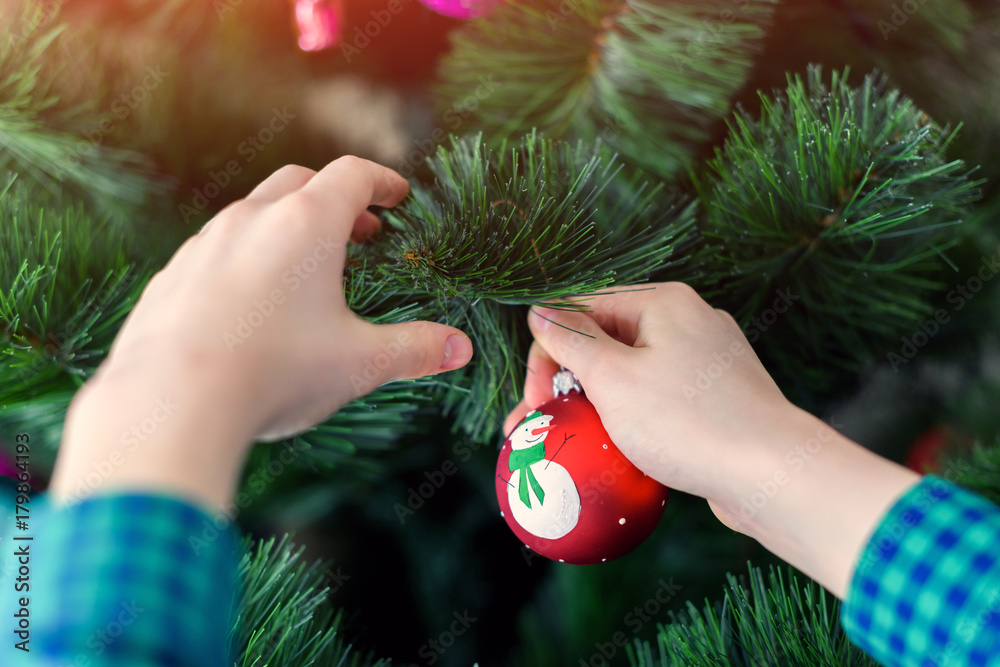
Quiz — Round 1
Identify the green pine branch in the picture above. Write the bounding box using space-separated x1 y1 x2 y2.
628 564 878 666
362 131 698 439
696 65 982 393
0 174 152 462
0 1 161 209
273 380 440 476
0 172 432 472
231 533 387 667
0 175 152 404
950 439 1000 506
864 0 972 54
74 0 222 43
231 265 453 476
435 0 777 180
0 389 74 474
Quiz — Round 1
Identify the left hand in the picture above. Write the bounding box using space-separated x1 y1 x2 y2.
105 157 472 440
50 157 473 510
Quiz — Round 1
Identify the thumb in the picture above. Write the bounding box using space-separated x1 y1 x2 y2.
364 320 474 385
527 306 623 383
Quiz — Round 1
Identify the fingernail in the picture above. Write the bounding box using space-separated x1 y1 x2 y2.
442 334 473 370
530 306 557 332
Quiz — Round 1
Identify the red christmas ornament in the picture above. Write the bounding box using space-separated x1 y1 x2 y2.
905 426 951 474
496 369 669 564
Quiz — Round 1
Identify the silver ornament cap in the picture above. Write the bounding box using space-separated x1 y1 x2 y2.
552 366 583 397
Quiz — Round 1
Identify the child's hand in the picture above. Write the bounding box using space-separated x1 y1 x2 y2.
504 284 793 515
51 157 473 510
105 157 472 440
504 284 920 598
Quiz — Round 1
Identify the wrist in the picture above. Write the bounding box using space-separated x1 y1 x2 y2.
707 402 824 519
722 406 920 597
49 355 254 514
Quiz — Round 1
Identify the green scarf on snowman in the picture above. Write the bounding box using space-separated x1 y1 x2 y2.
508 411 547 508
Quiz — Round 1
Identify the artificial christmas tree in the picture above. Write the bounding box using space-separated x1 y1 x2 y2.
3 0 1000 665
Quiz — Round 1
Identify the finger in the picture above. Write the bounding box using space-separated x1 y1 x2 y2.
714 307 742 332
298 156 409 229
245 164 317 203
347 320 473 398
351 210 383 244
197 199 243 236
501 340 560 436
198 164 312 237
522 340 560 408
556 284 664 345
502 398 533 439
526 305 626 384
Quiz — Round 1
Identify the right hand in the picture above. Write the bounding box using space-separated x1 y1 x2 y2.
503 283 817 532
504 283 922 599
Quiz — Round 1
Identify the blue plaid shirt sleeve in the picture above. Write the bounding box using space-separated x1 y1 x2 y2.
1 487 240 667
842 475 1000 667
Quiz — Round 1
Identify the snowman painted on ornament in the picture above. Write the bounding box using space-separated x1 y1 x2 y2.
506 410 582 540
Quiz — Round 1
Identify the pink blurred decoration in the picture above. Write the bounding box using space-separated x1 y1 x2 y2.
418 0 498 20
0 449 18 481
293 0 345 51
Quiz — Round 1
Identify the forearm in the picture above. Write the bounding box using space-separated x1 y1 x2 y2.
48 359 253 514
732 406 921 599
